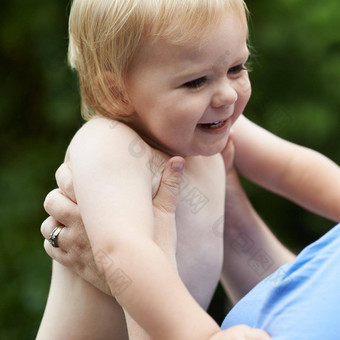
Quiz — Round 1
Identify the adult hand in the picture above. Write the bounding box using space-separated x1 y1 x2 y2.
221 131 236 174
210 325 271 340
41 157 185 294
151 156 185 268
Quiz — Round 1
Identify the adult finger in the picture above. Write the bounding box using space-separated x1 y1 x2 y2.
250 329 271 340
213 325 271 340
152 156 185 214
41 216 68 262
245 328 271 340
42 216 91 268
43 188 79 226
40 216 69 250
43 238 68 265
40 215 60 239
55 163 77 203
41 215 73 250
220 130 235 173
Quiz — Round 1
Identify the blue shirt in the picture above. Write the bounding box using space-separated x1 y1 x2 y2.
221 223 340 339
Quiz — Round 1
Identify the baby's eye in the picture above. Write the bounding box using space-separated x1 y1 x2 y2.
183 77 207 89
228 64 249 75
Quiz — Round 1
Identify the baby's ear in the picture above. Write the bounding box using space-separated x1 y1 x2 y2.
95 71 134 117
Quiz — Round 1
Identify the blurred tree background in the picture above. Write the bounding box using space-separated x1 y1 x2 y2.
0 0 339 338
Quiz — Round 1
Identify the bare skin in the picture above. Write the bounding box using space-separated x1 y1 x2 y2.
38 123 236 340
37 4 340 338
39 115 340 339
39 136 290 340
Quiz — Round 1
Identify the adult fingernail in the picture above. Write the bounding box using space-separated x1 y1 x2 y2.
171 160 184 172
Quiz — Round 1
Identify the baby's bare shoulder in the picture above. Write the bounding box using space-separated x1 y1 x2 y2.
69 117 152 160
75 117 144 145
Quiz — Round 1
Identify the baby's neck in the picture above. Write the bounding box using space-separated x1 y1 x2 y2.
125 119 219 159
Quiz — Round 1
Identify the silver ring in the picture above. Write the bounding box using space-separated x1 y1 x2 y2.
48 226 64 248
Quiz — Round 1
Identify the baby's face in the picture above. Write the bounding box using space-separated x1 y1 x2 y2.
125 11 251 157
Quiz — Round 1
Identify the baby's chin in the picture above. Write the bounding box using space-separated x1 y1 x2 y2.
140 134 228 158
193 139 230 158
170 144 227 158
194 147 226 158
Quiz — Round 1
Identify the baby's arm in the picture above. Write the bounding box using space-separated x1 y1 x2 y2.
221 137 295 303
40 133 271 340
40 156 185 340
233 115 340 222
68 118 225 340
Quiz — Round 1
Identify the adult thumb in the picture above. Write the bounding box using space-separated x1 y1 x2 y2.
221 130 235 173
152 156 185 214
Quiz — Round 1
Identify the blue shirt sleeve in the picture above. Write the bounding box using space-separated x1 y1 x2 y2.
221 223 340 340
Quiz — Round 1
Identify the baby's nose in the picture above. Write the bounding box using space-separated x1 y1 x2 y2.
211 79 238 108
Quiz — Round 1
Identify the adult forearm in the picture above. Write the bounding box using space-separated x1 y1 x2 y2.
222 169 295 303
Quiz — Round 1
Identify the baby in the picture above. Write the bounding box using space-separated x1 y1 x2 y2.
38 0 340 339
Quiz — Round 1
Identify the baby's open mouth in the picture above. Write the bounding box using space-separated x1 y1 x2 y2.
197 120 227 129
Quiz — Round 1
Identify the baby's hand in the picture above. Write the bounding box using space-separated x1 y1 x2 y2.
210 325 271 340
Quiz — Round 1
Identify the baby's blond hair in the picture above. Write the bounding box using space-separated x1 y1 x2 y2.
68 0 248 121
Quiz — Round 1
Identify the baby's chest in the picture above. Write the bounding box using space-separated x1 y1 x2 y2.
174 158 226 310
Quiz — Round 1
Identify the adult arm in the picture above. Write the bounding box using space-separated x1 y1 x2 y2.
221 137 295 303
233 115 340 222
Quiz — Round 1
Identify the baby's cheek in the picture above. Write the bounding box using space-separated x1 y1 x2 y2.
238 73 251 95
236 74 251 109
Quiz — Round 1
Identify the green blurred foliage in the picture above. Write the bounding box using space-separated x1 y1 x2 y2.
0 0 339 337
244 0 340 247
